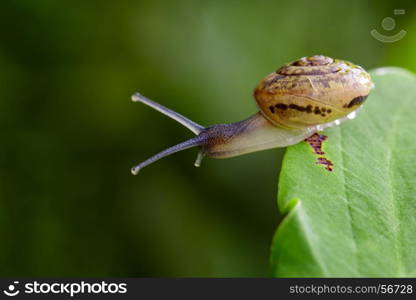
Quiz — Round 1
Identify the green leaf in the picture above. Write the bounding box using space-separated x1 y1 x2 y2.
271 68 416 277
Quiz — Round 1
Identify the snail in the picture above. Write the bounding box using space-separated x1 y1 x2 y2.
131 55 372 174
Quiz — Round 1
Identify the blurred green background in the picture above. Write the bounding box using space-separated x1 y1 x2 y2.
1 0 415 277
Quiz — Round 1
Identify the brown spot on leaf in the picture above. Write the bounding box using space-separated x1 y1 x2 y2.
316 157 334 171
305 133 333 172
305 133 327 155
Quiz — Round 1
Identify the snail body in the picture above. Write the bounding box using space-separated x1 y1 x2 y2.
131 55 372 174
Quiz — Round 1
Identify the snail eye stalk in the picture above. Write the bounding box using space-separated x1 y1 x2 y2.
131 93 204 134
194 151 205 167
131 136 204 175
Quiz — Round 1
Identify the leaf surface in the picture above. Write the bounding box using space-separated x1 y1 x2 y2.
271 68 416 277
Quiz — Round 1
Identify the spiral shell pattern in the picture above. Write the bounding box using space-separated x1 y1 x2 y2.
254 55 372 129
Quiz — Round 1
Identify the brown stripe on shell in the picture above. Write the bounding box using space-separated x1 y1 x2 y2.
293 55 334 66
276 56 342 76
343 95 368 108
276 65 340 76
269 103 331 116
266 74 286 85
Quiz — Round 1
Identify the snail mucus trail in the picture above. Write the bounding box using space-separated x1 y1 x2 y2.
131 55 373 175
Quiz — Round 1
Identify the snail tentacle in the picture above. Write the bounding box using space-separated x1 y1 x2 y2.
131 135 204 175
132 93 205 134
194 151 205 167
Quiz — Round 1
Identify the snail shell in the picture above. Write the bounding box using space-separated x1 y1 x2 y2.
254 55 372 129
